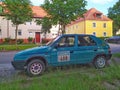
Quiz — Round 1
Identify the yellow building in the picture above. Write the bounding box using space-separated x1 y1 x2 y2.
66 8 113 37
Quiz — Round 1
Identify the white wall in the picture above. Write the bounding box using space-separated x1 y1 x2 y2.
45 25 59 39
0 16 60 40
0 16 42 39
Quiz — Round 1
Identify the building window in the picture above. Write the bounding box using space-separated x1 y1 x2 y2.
93 23 96 28
29 32 32 35
103 23 106 28
18 30 22 36
96 14 102 18
0 29 1 35
103 32 107 37
93 32 96 36
26 21 32 25
30 22 32 25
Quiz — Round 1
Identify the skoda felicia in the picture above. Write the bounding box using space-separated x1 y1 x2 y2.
12 34 112 76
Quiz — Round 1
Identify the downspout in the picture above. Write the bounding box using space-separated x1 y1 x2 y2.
7 20 9 38
84 16 86 34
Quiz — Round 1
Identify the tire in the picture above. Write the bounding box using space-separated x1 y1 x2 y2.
93 56 106 69
26 59 45 77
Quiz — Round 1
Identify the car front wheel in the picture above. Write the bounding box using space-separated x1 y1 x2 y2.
27 59 45 77
93 56 106 69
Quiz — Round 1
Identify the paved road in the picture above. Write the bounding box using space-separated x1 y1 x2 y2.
0 44 120 64
0 51 18 64
109 44 120 54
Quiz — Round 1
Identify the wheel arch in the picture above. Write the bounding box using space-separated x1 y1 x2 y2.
25 56 48 67
93 54 107 62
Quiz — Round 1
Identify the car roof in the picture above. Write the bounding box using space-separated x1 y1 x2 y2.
62 34 93 36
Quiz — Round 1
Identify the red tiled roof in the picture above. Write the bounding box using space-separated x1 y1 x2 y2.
0 2 47 18
31 6 47 18
84 8 111 21
0 2 2 5
67 8 112 26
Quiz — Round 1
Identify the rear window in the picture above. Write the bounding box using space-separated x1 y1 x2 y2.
78 36 96 46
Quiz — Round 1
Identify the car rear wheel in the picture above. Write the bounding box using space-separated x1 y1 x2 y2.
27 59 45 77
93 56 106 69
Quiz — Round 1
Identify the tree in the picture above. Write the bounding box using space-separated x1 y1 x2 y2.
108 0 120 35
42 0 86 34
36 17 52 39
1 0 33 45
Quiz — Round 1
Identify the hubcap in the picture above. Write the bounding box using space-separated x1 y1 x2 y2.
30 62 42 75
97 57 105 68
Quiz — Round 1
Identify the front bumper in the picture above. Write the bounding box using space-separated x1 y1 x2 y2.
11 61 26 70
106 54 112 60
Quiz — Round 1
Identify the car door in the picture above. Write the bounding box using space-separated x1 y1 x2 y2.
50 35 77 66
76 35 98 63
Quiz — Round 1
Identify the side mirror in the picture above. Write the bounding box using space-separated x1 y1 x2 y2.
54 43 59 49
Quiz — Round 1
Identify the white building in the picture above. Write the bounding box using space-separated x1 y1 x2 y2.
45 25 59 39
0 6 59 43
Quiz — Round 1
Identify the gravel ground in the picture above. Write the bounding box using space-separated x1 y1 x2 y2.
0 64 16 82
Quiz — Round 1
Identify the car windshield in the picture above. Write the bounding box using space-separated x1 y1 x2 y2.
46 36 60 46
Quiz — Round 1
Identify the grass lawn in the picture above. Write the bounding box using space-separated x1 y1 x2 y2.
0 53 120 90
112 53 120 58
0 65 120 90
0 44 38 51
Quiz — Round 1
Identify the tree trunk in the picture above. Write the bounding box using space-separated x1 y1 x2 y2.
61 24 66 34
15 24 18 46
58 23 62 35
44 32 47 39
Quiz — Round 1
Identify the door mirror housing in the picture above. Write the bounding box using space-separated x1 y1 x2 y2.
54 43 59 49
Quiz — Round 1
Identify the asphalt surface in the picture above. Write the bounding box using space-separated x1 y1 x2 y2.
0 43 120 64
109 44 120 54
0 43 119 80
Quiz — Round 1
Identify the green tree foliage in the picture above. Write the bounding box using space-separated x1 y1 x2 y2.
36 17 52 38
1 0 33 45
42 0 87 34
108 0 120 35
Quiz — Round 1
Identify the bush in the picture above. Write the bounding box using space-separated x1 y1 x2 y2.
117 34 120 36
17 39 23 44
42 38 51 44
9 39 16 44
28 37 33 43
98 37 109 40
4 38 11 43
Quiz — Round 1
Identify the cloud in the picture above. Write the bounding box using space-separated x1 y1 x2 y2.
86 0 114 5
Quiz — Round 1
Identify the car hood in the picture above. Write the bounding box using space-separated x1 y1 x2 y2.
15 46 50 56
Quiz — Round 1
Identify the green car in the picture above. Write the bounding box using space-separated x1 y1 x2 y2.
12 34 112 76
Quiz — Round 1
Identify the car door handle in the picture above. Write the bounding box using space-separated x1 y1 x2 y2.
70 51 74 53
94 49 97 51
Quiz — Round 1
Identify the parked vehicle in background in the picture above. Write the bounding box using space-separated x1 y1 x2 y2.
105 36 120 44
12 34 112 76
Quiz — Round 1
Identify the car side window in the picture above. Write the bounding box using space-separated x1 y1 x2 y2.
78 36 96 46
58 36 75 47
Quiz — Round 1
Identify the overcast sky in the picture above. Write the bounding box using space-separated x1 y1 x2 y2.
30 0 118 15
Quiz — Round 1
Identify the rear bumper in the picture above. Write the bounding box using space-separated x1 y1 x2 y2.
106 54 112 60
11 61 26 70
